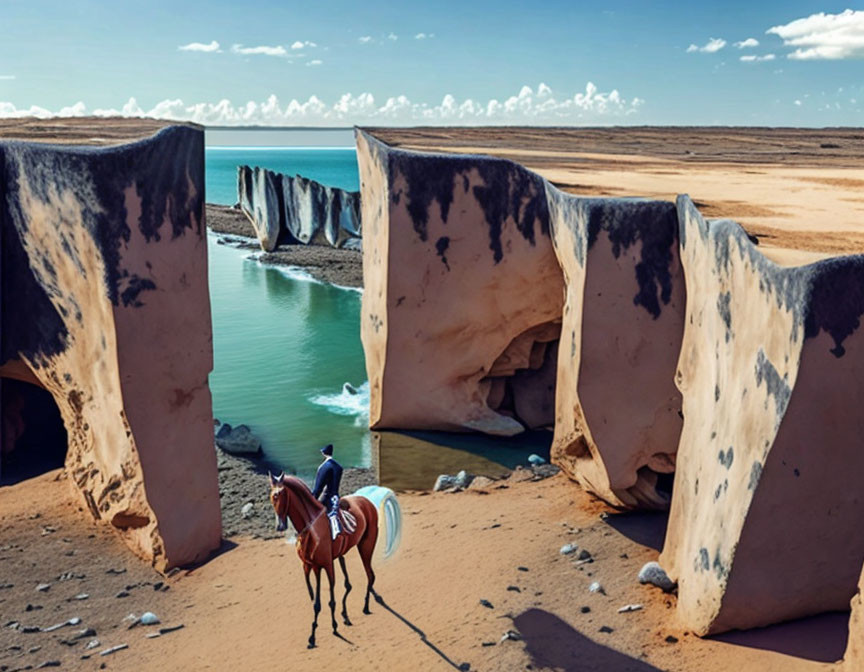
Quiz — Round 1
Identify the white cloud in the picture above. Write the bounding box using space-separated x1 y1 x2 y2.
358 36 372 44
307 60 323 67
767 9 864 60
686 37 727 53
794 99 802 106
0 75 15 80
231 44 288 57
388 33 398 41
0 83 643 126
291 40 317 50
740 53 776 62
178 40 221 53
414 32 435 40
735 38 759 48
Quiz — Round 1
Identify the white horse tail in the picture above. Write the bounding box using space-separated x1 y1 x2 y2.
353 485 402 558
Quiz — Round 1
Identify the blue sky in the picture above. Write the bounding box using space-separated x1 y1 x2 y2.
0 0 862 125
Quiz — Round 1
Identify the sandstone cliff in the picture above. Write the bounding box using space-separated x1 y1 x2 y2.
237 165 361 251
0 120 221 571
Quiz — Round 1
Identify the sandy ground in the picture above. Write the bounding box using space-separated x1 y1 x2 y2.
367 127 864 267
0 468 844 672
206 204 364 288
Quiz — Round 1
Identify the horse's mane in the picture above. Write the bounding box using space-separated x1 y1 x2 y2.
280 475 324 519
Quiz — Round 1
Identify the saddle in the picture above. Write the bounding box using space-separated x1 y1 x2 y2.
326 496 357 540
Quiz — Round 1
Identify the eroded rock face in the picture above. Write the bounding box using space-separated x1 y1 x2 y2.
659 195 864 634
356 130 565 435
237 165 361 251
844 564 864 668
0 123 220 570
549 194 685 509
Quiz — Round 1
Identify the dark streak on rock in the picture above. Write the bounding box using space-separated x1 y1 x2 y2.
435 236 450 271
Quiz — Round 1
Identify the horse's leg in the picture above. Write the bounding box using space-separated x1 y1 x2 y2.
303 562 314 602
308 566 321 649
359 529 378 615
338 555 352 626
325 561 338 635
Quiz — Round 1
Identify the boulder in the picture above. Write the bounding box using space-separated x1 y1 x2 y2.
0 119 220 571
355 129 565 436
659 196 864 634
638 561 676 593
215 423 262 455
548 194 685 510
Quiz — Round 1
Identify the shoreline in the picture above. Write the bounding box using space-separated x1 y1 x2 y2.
206 203 364 288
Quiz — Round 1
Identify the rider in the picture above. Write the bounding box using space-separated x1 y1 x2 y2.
312 444 344 538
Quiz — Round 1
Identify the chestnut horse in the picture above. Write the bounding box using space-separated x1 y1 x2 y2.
268 472 378 648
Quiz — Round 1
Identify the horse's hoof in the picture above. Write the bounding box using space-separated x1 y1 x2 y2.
343 618 352 626
363 607 371 615
307 642 316 650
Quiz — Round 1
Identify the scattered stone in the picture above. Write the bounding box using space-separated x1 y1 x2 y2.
617 604 643 613
500 630 522 642
42 618 81 633
506 586 521 593
458 663 470 672
35 584 50 593
578 549 592 561
145 632 162 639
153 582 164 591
665 635 679 644
527 454 546 466
216 423 262 455
509 466 534 483
73 594 89 601
166 568 181 578
517 567 529 572
580 606 591 614
638 561 677 593
481 641 496 647
588 582 605 595
99 644 128 656
599 625 614 634
140 612 160 626
57 572 84 582
5 620 20 629
454 470 474 489
22 625 40 633
85 640 101 650
159 624 185 635
0 583 13 590
40 526 56 536
24 605 41 612
35 662 60 669
467 476 496 491
66 628 96 643
433 475 456 491
106 568 127 575
115 591 130 599
28 646 41 654
241 502 255 519
560 543 579 556
479 600 494 609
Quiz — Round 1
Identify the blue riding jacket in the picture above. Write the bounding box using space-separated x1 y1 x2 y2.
312 457 343 505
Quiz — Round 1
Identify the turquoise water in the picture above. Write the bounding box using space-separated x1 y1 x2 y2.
206 146 369 478
205 147 359 206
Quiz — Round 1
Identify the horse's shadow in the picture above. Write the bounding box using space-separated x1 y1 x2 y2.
370 591 469 670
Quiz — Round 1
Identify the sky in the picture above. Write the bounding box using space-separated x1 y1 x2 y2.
0 0 862 126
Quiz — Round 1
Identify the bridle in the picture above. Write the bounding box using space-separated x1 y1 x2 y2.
275 484 327 537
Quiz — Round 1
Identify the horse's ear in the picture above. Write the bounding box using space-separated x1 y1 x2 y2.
277 471 285 482
269 471 279 486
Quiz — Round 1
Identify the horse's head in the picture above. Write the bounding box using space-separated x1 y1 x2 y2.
268 471 289 532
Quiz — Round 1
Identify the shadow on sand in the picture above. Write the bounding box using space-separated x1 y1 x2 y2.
712 610 848 663
603 510 669 552
513 608 663 671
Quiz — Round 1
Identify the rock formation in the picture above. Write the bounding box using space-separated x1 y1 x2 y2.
659 195 864 634
548 193 684 509
357 130 685 510
237 165 361 251
0 119 220 571
844 564 864 668
355 130 565 437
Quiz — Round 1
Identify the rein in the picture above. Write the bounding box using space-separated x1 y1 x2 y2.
281 485 327 538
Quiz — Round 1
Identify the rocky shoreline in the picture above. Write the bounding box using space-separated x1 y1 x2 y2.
206 203 363 288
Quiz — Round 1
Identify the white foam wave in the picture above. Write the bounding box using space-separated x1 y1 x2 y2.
309 381 370 425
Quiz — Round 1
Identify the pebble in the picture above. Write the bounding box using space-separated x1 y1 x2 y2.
580 606 591 614
588 582 605 594
35 662 60 669
99 644 128 656
599 625 614 634
35 584 50 593
22 625 40 633
140 612 160 626
24 605 41 612
85 639 101 650
115 591 130 599
517 566 529 572
42 618 80 633
578 549 592 561
73 594 89 601
454 470 474 489
560 543 579 556
527 454 546 465
481 641 496 647
159 624 185 635
665 635 679 644
506 586 521 593
106 568 127 575
638 561 677 593
617 604 643 613
433 475 457 492
241 502 255 519
500 630 522 642
28 646 41 654
479 600 494 609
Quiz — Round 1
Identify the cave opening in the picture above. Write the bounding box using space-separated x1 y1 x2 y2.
0 377 68 485
482 321 561 433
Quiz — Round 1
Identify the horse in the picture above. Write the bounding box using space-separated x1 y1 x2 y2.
268 471 379 649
